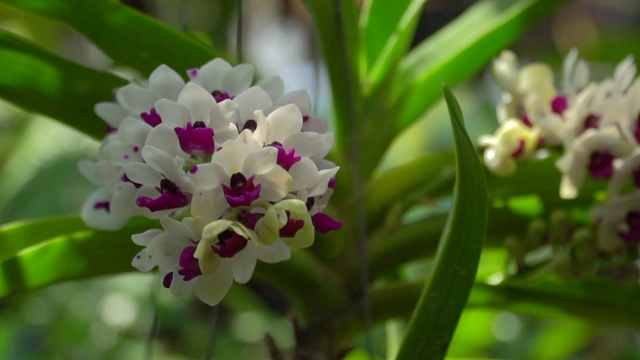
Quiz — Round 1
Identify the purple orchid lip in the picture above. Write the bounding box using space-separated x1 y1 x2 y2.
94 201 111 212
582 114 601 132
551 95 567 115
241 119 257 132
121 173 142 188
222 173 261 207
136 178 192 211
212 90 232 103
163 272 174 288
141 107 162 127
174 121 215 156
306 197 315 211
588 150 614 179
618 211 640 244
177 246 202 281
213 229 248 258
270 142 301 171
238 211 259 230
187 68 198 79
511 139 526 158
311 212 342 234
633 168 640 188
280 217 305 237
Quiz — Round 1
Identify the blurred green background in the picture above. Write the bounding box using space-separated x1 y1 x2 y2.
0 0 639 359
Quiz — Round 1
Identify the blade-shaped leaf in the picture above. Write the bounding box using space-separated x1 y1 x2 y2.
0 30 126 138
0 220 150 298
0 215 85 262
318 279 640 347
359 0 427 91
391 0 572 130
303 0 360 159
395 85 487 359
0 216 346 326
0 0 218 75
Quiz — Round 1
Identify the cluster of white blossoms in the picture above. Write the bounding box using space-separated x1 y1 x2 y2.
482 49 640 262
80 59 341 305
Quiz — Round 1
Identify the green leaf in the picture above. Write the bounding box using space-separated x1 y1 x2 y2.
468 281 640 329
0 0 217 75
359 0 427 91
0 216 347 326
0 215 85 262
321 279 640 347
364 151 455 223
395 85 487 360
0 30 126 139
0 219 150 298
303 0 360 160
391 0 572 130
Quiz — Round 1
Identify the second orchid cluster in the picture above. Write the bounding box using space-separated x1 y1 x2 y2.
80 59 341 305
481 49 640 269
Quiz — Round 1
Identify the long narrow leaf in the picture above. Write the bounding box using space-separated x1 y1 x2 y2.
359 0 427 90
0 216 85 262
303 0 360 160
395 85 487 359
0 0 217 75
0 221 149 298
392 0 572 130
0 30 126 138
312 279 640 347
0 216 346 325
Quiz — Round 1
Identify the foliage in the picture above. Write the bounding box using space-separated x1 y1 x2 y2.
0 0 638 359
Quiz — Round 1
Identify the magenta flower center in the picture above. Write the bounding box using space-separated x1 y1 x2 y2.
270 142 301 171
587 151 614 179
311 212 343 234
174 121 215 157
177 246 202 281
582 114 601 132
511 139 526 158
551 95 567 115
280 216 305 238
213 229 248 258
136 178 192 211
212 90 232 103
141 107 162 127
222 173 261 207
618 211 640 244
94 201 110 212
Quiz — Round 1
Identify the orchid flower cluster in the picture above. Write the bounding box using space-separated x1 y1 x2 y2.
79 59 341 305
481 49 640 278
